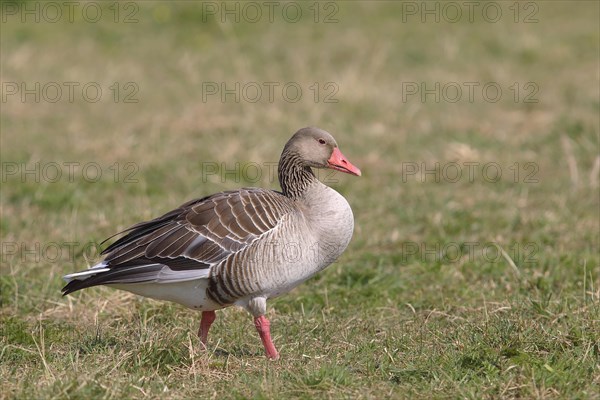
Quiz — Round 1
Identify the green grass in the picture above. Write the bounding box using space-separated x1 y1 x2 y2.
1 1 599 399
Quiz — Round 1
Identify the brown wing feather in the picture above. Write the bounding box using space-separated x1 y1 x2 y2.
101 188 294 272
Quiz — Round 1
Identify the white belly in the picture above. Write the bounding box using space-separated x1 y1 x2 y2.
110 280 222 311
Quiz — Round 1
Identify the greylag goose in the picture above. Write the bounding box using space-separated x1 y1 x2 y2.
62 127 361 359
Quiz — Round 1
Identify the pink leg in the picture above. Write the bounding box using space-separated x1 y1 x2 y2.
254 315 279 360
198 311 216 348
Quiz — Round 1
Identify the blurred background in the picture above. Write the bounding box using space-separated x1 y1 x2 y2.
1 1 599 398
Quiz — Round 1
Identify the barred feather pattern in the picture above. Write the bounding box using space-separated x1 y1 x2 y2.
278 150 316 200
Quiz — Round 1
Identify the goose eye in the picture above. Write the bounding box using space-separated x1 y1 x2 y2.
318 138 326 145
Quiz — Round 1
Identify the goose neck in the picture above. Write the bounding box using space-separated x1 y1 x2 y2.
278 150 318 199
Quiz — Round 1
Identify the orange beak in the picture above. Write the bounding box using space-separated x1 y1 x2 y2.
327 147 362 176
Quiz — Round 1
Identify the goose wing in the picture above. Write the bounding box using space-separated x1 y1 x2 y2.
62 188 294 295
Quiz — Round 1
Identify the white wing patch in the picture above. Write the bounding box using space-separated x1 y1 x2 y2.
62 261 210 284
63 262 109 282
155 265 210 283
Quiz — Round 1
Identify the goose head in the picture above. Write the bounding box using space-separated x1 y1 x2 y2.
283 127 361 176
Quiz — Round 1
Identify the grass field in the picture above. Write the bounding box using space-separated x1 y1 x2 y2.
1 1 599 399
